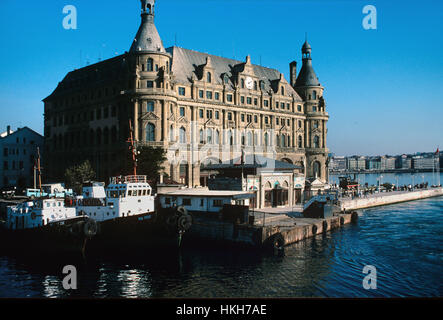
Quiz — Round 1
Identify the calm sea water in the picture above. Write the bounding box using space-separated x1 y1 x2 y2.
0 181 442 298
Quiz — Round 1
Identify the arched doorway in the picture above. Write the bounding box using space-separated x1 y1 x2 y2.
313 161 321 179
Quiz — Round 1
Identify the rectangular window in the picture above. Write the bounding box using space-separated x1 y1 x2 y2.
247 97 252 105
206 91 213 99
227 94 233 102
180 107 185 117
215 111 219 119
265 117 269 124
264 100 269 107
206 110 213 119
247 115 252 123
276 118 280 125
254 115 258 123
276 102 279 108
241 114 245 122
147 81 154 88
287 119 290 126
215 92 220 100
298 105 302 112
200 199 204 207
228 113 232 121
165 198 171 205
286 103 290 110
199 90 204 98
254 98 258 106
199 109 204 118
182 198 191 206
213 199 223 207
179 87 186 96
241 96 245 104
3 161 8 170
281 102 285 109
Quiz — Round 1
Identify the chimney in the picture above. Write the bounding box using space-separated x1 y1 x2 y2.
290 61 297 87
7 125 11 136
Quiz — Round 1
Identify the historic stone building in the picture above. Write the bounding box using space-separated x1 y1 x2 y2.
43 0 329 187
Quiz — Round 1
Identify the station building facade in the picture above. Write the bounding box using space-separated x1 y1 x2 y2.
43 0 329 188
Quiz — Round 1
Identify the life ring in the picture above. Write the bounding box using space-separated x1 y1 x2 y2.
312 224 318 235
270 233 285 250
83 219 98 238
322 220 328 233
351 212 359 224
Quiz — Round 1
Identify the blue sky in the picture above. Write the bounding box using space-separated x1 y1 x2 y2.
0 0 441 156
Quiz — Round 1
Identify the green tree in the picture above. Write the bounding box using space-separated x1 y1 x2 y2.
64 160 96 194
122 146 167 184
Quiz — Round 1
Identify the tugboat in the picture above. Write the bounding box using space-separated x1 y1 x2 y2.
0 148 96 255
0 197 97 255
72 121 193 253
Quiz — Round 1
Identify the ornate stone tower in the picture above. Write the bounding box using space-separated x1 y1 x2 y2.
294 40 329 182
130 0 175 156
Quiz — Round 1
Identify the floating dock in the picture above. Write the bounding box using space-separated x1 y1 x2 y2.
340 187 443 211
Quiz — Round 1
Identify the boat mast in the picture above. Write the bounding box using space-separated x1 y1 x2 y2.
128 120 137 176
37 147 42 192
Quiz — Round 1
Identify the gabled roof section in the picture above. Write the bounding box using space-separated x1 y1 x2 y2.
166 46 303 101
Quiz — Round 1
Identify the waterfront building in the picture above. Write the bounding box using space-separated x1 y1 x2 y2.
396 155 412 170
347 156 366 171
412 156 435 170
366 156 381 171
43 0 329 188
330 156 347 172
203 155 303 208
0 126 44 189
380 156 396 170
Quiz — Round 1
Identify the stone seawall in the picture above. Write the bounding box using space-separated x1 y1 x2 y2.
340 188 443 211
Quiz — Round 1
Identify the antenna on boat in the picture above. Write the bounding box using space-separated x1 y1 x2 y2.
128 120 138 176
37 147 42 193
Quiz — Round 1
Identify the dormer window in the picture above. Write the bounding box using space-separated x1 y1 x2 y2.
207 72 212 83
281 86 285 95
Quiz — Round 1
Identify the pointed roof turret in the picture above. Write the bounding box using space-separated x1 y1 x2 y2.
296 39 320 87
130 0 166 53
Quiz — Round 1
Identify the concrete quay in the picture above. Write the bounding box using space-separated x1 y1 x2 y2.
186 209 356 250
339 187 443 211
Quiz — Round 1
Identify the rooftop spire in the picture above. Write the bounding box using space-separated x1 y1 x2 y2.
130 0 165 53
296 39 320 87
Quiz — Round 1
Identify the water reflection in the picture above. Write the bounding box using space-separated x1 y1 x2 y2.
0 196 442 298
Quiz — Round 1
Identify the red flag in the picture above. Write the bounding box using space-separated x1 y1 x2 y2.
436 148 440 155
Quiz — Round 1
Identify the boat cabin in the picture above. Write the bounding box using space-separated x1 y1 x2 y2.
5 199 77 230
158 188 255 214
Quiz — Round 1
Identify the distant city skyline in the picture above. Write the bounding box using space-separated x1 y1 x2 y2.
0 0 442 156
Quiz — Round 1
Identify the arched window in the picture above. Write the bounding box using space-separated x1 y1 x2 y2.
313 161 321 178
298 135 303 148
199 129 204 144
147 58 153 72
314 135 320 148
228 130 233 145
241 78 245 88
207 72 212 83
313 90 317 100
104 127 109 145
146 123 155 142
207 128 213 144
170 125 174 142
147 101 154 112
281 86 285 95
179 127 186 143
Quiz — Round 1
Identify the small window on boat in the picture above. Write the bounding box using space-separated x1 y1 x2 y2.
213 200 223 207
128 190 132 196
182 198 191 206
165 198 171 205
200 199 204 207
142 190 146 196
46 203 50 208
138 190 142 196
